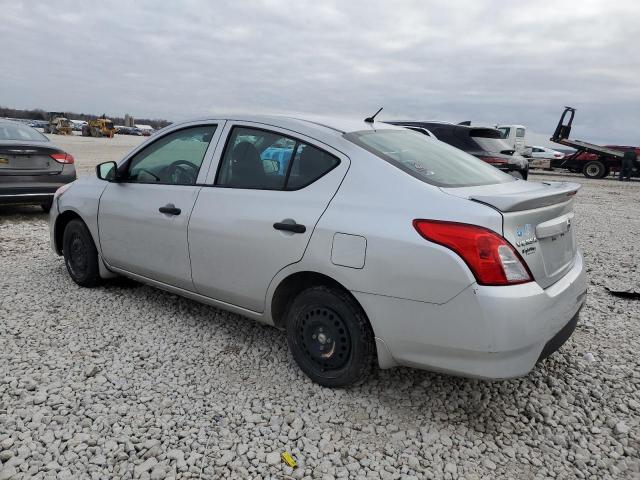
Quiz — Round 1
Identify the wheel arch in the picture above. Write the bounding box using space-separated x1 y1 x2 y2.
270 270 367 330
54 210 100 256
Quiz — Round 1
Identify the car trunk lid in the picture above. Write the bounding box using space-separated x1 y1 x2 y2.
441 180 580 289
0 142 64 176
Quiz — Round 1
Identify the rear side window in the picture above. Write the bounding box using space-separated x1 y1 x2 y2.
0 122 48 142
345 129 514 188
216 127 339 190
468 128 514 154
516 128 525 138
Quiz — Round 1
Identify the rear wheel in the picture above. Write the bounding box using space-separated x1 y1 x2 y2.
286 286 376 388
583 160 606 179
62 219 101 287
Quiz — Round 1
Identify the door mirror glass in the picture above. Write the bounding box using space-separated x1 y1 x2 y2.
97 161 117 181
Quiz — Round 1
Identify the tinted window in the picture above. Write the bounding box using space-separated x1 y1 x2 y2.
216 127 339 190
126 125 216 185
287 144 339 189
0 122 48 142
345 129 514 188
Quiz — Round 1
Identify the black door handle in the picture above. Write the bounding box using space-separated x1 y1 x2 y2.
159 205 181 215
273 222 306 234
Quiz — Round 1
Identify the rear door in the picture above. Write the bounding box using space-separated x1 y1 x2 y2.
188 122 349 312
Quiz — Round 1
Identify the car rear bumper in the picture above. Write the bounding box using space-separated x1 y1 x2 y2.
0 168 76 205
354 250 587 379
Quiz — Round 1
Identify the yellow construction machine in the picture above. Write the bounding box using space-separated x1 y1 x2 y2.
82 116 116 138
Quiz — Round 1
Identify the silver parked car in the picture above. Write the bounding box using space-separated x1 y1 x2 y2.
50 116 586 387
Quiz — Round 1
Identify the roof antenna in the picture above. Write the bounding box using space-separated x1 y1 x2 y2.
364 107 383 123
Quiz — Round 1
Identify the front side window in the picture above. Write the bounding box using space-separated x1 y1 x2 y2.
345 129 514 188
125 125 216 185
216 127 339 190
497 127 510 139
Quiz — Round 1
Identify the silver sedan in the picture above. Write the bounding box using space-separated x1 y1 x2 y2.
50 116 586 387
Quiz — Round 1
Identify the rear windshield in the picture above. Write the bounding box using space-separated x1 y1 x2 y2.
345 129 514 187
469 128 515 154
0 122 49 142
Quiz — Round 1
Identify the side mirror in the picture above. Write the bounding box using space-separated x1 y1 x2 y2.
96 161 118 181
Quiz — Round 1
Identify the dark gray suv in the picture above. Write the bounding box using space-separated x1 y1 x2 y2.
0 120 76 212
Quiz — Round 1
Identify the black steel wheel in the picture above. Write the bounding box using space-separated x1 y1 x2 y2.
286 286 376 388
62 219 101 287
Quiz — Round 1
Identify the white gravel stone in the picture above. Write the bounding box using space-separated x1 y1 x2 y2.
0 466 17 480
266 451 281 465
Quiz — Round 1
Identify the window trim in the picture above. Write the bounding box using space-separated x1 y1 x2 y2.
213 125 341 191
117 124 218 186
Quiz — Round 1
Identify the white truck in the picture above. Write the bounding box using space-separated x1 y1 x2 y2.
496 124 531 157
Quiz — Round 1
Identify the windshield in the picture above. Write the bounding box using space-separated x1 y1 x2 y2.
469 128 515 153
0 122 49 142
345 129 514 187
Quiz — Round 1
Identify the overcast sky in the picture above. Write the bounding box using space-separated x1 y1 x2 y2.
1 0 638 146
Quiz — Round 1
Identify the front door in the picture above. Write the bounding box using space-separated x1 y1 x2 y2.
189 123 349 312
98 123 222 290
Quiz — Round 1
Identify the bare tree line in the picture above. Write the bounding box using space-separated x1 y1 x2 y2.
0 106 171 130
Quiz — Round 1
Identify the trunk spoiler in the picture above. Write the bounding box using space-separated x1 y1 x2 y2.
468 181 581 212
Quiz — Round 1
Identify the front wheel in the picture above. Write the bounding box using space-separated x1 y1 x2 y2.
286 286 376 388
62 219 101 287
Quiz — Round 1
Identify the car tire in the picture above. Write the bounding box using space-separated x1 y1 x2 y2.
583 161 606 179
62 219 101 288
286 285 376 388
40 201 53 213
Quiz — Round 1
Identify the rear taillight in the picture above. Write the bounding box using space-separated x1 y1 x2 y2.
413 220 532 286
50 153 74 164
478 156 508 165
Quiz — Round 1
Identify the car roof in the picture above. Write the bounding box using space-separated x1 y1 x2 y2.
174 115 405 137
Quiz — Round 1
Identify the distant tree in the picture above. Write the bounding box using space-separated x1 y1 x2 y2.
0 106 171 129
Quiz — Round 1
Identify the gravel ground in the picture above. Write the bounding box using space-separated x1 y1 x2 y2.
0 168 639 480
43 133 145 176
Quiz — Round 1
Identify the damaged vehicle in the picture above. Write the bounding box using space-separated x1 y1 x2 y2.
50 116 586 387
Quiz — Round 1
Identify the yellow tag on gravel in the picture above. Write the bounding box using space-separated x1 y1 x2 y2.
281 451 297 468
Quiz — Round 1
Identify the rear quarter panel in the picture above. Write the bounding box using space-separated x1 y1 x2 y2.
269 146 504 307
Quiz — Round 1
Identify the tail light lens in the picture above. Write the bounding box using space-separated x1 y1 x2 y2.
50 153 74 164
413 220 532 286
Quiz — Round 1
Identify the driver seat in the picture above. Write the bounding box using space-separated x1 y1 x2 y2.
229 142 266 188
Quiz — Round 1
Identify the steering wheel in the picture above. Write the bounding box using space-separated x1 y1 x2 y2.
164 160 199 185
